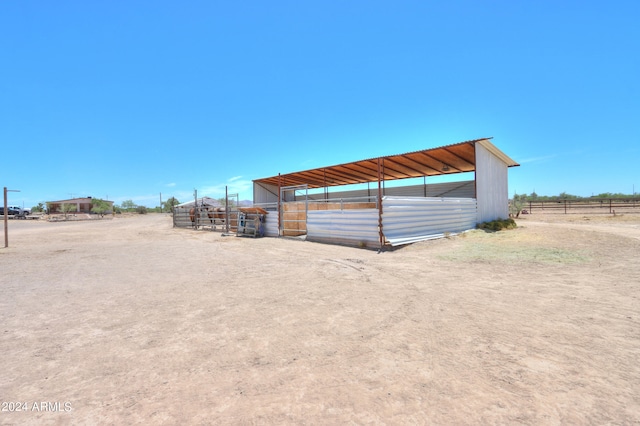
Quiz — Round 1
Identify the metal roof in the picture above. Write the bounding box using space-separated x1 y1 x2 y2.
176 197 221 208
253 138 519 189
48 197 114 204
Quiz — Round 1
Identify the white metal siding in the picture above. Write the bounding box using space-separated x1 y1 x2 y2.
387 181 475 198
263 211 279 237
301 180 475 201
307 209 380 247
253 183 279 204
476 143 509 223
252 203 280 237
382 196 477 246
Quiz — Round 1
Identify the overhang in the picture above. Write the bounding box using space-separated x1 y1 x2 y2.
253 137 519 189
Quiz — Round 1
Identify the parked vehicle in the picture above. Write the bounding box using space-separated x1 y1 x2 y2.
9 206 30 215
0 206 20 215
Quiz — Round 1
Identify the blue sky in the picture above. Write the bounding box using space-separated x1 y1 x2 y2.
2 1 638 208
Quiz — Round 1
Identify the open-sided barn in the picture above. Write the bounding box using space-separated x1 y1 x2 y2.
252 138 519 248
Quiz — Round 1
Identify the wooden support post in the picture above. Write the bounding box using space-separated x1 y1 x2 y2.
278 173 282 236
194 189 198 229
377 158 384 250
3 187 8 248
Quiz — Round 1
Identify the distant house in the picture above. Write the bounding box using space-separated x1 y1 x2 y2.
47 197 114 214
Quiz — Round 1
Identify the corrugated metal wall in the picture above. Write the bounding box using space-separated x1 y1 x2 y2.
307 209 380 247
382 196 477 246
302 180 475 201
475 143 509 223
305 196 478 248
389 181 475 198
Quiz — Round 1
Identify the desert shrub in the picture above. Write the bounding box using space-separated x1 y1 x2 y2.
509 194 526 218
477 218 517 231
136 206 148 214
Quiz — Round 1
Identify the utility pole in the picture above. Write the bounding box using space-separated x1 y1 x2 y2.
4 187 21 248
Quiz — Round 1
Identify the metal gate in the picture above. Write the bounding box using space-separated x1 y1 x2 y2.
280 184 308 237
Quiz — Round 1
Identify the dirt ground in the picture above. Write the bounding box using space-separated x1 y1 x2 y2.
1 210 639 425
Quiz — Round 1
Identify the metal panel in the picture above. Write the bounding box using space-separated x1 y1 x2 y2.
301 180 475 201
253 203 279 236
382 196 477 246
173 206 238 231
386 181 475 198
263 212 279 237
476 142 509 223
307 209 380 247
253 182 279 204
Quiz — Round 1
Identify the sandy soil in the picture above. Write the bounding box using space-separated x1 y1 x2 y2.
1 211 639 424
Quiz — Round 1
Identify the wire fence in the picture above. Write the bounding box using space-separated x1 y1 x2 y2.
522 199 639 215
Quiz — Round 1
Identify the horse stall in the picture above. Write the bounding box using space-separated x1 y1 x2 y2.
252 138 520 248
173 198 238 232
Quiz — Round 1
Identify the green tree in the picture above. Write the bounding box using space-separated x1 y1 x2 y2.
163 197 180 212
31 202 46 213
595 192 613 198
121 200 137 211
217 197 236 207
60 203 77 219
509 193 527 218
91 198 111 217
558 192 578 200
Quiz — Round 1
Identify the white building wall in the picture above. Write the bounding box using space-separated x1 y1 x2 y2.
253 183 279 204
475 142 510 223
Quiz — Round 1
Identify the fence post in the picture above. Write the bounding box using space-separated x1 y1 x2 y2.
564 199 567 214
